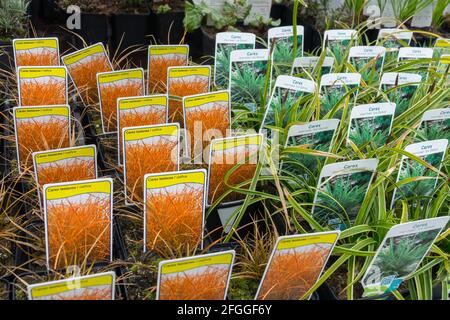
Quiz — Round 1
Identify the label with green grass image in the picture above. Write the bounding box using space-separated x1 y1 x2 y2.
214 32 255 89
324 29 357 65
319 73 361 118
229 49 269 111
348 46 386 83
261 75 316 136
282 119 339 178
434 38 450 58
268 26 304 81
361 216 450 298
379 72 421 117
291 56 334 78
391 139 448 208
312 159 379 230
397 47 433 79
347 102 395 148
416 108 450 142
377 28 412 61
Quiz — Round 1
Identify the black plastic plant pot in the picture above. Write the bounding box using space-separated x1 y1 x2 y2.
95 134 119 177
151 11 185 45
41 0 66 23
74 13 111 46
362 28 379 45
112 13 152 50
186 28 203 60
412 32 435 48
201 26 215 58
0 41 13 76
270 3 286 22
27 0 42 24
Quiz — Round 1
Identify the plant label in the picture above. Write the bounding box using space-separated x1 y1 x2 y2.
183 90 231 163
144 169 207 254
416 108 450 142
43 178 113 270
97 68 145 133
391 139 448 208
157 250 235 300
379 72 421 117
348 46 386 83
398 47 434 79
148 45 189 94
312 158 379 230
61 43 113 106
255 231 340 300
13 37 59 68
347 102 395 148
28 271 116 300
282 119 340 177
361 216 450 297
229 49 269 112
117 94 168 165
17 66 68 106
411 3 433 28
14 105 71 172
33 145 98 209
319 73 361 118
122 123 180 205
291 56 334 77
208 134 263 206
214 32 255 89
434 38 450 58
377 28 413 61
323 29 357 65
167 66 211 125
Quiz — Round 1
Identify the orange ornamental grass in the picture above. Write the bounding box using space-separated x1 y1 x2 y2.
67 55 112 105
47 194 110 269
146 185 202 255
52 288 112 300
148 55 188 93
168 78 209 125
125 139 178 203
17 117 69 168
160 268 228 300
100 80 143 132
20 78 66 106
185 104 230 159
257 246 330 300
16 49 58 67
208 148 258 204
37 158 96 187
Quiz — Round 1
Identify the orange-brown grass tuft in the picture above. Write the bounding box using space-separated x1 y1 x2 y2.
208 148 258 204
125 139 178 203
146 185 202 255
168 78 209 125
37 158 96 187
67 55 112 105
52 288 112 300
160 268 228 300
17 118 69 168
185 104 230 160
47 195 111 269
20 78 66 106
100 80 143 132
16 49 58 67
148 55 187 93
257 247 330 300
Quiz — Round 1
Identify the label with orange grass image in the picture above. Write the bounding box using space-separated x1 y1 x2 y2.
157 250 235 300
61 43 113 106
17 66 68 106
13 105 71 173
207 134 263 206
122 123 180 205
256 231 340 300
144 169 206 255
183 90 231 163
43 178 113 270
28 271 115 300
167 66 211 126
117 94 168 165
33 145 98 208
13 37 59 68
148 45 189 94
97 68 145 133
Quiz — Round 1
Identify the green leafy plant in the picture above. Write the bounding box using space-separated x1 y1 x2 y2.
0 0 29 41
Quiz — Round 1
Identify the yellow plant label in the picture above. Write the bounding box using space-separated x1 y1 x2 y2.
14 38 58 51
161 252 234 275
118 95 167 110
45 179 111 200
62 43 107 65
34 146 95 165
98 69 144 84
168 66 211 79
184 91 229 109
146 170 205 189
124 124 178 141
149 45 189 56
14 106 69 119
19 66 66 79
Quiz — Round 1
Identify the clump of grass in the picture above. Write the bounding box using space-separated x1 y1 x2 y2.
47 194 111 269
36 158 95 187
148 55 187 93
15 49 58 67
257 246 330 300
159 268 228 300
19 78 66 106
16 117 69 168
146 184 203 256
99 80 143 132
168 78 209 124
66 55 112 105
125 139 178 203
